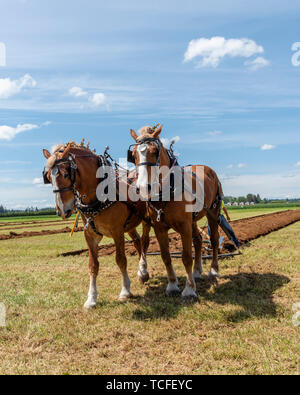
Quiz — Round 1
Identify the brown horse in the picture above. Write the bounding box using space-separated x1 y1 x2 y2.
129 125 223 298
42 143 150 309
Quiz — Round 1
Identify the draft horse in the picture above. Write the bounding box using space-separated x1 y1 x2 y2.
129 125 223 298
42 143 150 309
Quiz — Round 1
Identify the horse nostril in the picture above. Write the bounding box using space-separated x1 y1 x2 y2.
56 210 61 217
65 210 72 218
136 187 140 194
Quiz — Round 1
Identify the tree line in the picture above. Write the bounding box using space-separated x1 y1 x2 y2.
222 195 300 204
0 205 56 217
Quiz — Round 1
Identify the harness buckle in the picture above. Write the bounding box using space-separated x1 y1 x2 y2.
157 209 162 222
84 218 91 230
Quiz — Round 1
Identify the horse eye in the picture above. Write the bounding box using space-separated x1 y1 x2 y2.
64 173 69 179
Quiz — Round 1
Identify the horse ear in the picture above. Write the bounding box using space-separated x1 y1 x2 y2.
130 129 138 141
43 149 51 159
152 124 163 139
62 143 71 158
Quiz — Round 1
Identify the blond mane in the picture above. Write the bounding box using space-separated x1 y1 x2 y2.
46 141 95 169
136 124 161 141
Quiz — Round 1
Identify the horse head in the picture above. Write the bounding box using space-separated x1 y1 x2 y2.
129 124 171 199
42 144 76 219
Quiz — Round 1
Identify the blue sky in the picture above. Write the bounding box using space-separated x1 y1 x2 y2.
0 0 300 208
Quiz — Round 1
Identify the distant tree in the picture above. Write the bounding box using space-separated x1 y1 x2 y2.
247 194 254 203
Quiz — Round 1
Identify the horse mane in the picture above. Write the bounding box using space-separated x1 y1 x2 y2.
46 141 95 169
136 124 160 141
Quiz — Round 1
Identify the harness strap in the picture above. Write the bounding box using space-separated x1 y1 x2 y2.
137 162 157 167
84 217 103 237
122 201 152 228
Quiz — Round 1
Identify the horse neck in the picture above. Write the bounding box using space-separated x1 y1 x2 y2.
72 149 99 203
159 147 171 168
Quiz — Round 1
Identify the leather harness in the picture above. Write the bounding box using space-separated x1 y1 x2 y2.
43 150 149 237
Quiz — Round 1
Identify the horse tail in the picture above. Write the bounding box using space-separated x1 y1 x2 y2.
217 178 224 199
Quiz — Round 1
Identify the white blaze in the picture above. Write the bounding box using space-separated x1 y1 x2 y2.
51 167 64 212
136 144 149 191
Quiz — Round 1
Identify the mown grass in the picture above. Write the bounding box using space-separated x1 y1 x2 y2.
0 209 299 375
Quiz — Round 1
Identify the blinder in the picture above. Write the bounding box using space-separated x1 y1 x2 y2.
43 168 51 184
43 156 77 193
127 149 135 164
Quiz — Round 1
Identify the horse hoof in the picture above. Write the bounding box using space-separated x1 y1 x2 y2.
83 300 97 310
119 292 133 302
181 286 197 300
193 269 204 282
165 282 180 296
137 270 150 284
208 269 221 281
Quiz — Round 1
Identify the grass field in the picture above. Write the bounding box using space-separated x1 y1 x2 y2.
0 208 299 375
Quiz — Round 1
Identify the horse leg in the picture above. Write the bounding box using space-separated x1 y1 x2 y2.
83 230 102 310
180 225 197 299
139 221 151 282
154 227 180 295
128 226 150 284
114 233 133 301
207 217 221 280
192 222 203 281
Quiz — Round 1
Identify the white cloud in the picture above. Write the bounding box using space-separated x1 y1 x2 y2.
237 163 247 168
206 130 222 136
227 164 233 169
0 123 39 141
69 87 107 109
261 144 275 151
245 56 270 70
89 92 106 107
295 161 300 167
0 74 36 99
69 86 88 97
33 177 43 185
42 121 52 126
160 136 180 148
184 37 264 68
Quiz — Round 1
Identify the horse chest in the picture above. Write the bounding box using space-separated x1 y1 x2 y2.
92 220 113 238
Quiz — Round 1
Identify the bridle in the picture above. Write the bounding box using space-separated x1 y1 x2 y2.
43 155 78 194
43 151 109 198
128 137 163 168
127 136 180 225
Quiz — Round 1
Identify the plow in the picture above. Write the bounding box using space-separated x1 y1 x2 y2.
57 209 300 258
2 210 300 260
